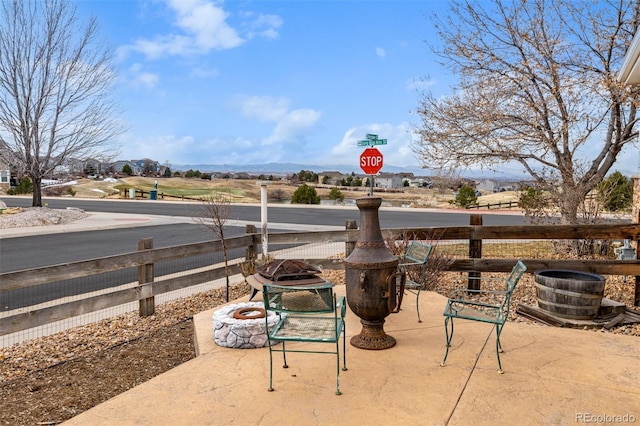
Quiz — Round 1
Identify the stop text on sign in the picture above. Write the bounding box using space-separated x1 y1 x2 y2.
360 147 384 174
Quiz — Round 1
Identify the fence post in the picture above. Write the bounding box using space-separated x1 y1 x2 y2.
635 210 640 306
245 224 257 264
138 238 155 317
468 214 483 290
345 220 357 257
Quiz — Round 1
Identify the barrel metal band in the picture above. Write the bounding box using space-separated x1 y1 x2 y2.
534 283 602 300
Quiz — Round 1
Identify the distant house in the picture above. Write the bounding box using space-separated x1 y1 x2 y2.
477 179 499 193
476 178 523 193
405 174 432 188
318 171 345 185
231 172 251 180
134 158 161 175
83 158 104 176
374 173 404 189
0 157 10 194
110 160 141 175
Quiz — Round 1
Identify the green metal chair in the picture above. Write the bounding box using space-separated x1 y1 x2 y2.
396 241 434 322
441 260 527 373
263 282 347 395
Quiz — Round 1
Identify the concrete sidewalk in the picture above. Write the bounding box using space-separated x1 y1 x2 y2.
64 288 640 426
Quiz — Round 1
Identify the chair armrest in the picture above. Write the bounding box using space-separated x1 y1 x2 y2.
447 289 510 309
448 288 509 299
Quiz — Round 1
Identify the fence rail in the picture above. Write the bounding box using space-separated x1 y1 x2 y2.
2 219 640 341
467 200 520 210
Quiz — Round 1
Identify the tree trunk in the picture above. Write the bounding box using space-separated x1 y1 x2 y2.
32 176 42 207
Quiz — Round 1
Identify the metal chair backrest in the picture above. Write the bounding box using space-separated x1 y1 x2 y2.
263 282 336 315
404 241 433 265
505 260 527 294
403 241 433 281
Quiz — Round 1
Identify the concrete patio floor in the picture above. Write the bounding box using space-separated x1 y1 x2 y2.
64 287 640 426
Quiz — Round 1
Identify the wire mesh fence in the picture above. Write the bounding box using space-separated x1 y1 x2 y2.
2 224 639 348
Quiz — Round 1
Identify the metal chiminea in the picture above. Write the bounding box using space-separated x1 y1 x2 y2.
344 197 401 350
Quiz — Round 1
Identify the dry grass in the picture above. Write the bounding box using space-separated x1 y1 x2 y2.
66 176 489 208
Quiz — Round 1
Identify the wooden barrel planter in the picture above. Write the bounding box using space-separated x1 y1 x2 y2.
534 269 606 320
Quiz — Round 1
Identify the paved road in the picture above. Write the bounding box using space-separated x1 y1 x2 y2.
1 195 526 227
0 196 526 311
0 197 527 271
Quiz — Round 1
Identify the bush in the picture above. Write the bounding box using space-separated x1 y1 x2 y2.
453 184 478 208
7 177 33 195
291 183 320 204
270 188 287 200
598 171 632 212
328 187 344 202
43 185 76 197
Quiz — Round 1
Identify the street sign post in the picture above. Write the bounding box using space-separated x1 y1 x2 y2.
360 147 384 174
360 147 384 195
358 133 388 147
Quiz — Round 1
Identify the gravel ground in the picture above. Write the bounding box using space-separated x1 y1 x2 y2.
1 207 638 424
0 206 87 228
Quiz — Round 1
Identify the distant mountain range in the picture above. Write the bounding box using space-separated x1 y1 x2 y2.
169 162 537 180
170 162 423 175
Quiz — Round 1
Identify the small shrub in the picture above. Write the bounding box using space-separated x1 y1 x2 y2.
269 188 287 200
453 184 477 208
44 185 75 197
291 183 320 204
598 171 632 212
519 187 551 224
328 187 344 202
7 177 33 195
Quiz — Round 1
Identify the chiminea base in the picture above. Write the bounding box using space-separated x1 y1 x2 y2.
350 319 396 350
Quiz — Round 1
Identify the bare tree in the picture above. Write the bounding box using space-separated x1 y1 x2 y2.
412 0 640 224
0 0 123 207
194 192 232 302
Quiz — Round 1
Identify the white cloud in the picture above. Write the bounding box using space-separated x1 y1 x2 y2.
231 95 290 122
230 95 322 145
264 109 323 145
124 63 160 89
376 47 386 58
189 66 219 79
241 12 283 40
326 122 420 168
118 1 282 60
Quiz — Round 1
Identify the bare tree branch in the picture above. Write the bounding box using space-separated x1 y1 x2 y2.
193 192 232 302
0 0 124 206
412 0 640 223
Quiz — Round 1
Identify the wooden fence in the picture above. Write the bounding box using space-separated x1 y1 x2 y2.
2 219 640 338
467 200 519 210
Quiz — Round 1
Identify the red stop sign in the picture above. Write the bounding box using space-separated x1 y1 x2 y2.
360 147 383 174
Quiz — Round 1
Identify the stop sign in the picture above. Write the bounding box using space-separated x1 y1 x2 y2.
360 147 383 174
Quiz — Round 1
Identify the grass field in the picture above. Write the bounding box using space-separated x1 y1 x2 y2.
65 176 522 209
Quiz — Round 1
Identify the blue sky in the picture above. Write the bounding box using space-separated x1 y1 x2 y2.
76 0 450 173
76 0 638 176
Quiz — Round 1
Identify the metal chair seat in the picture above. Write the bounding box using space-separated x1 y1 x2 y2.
441 260 527 373
263 282 347 395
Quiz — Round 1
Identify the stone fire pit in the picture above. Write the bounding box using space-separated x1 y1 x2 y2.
212 302 279 349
